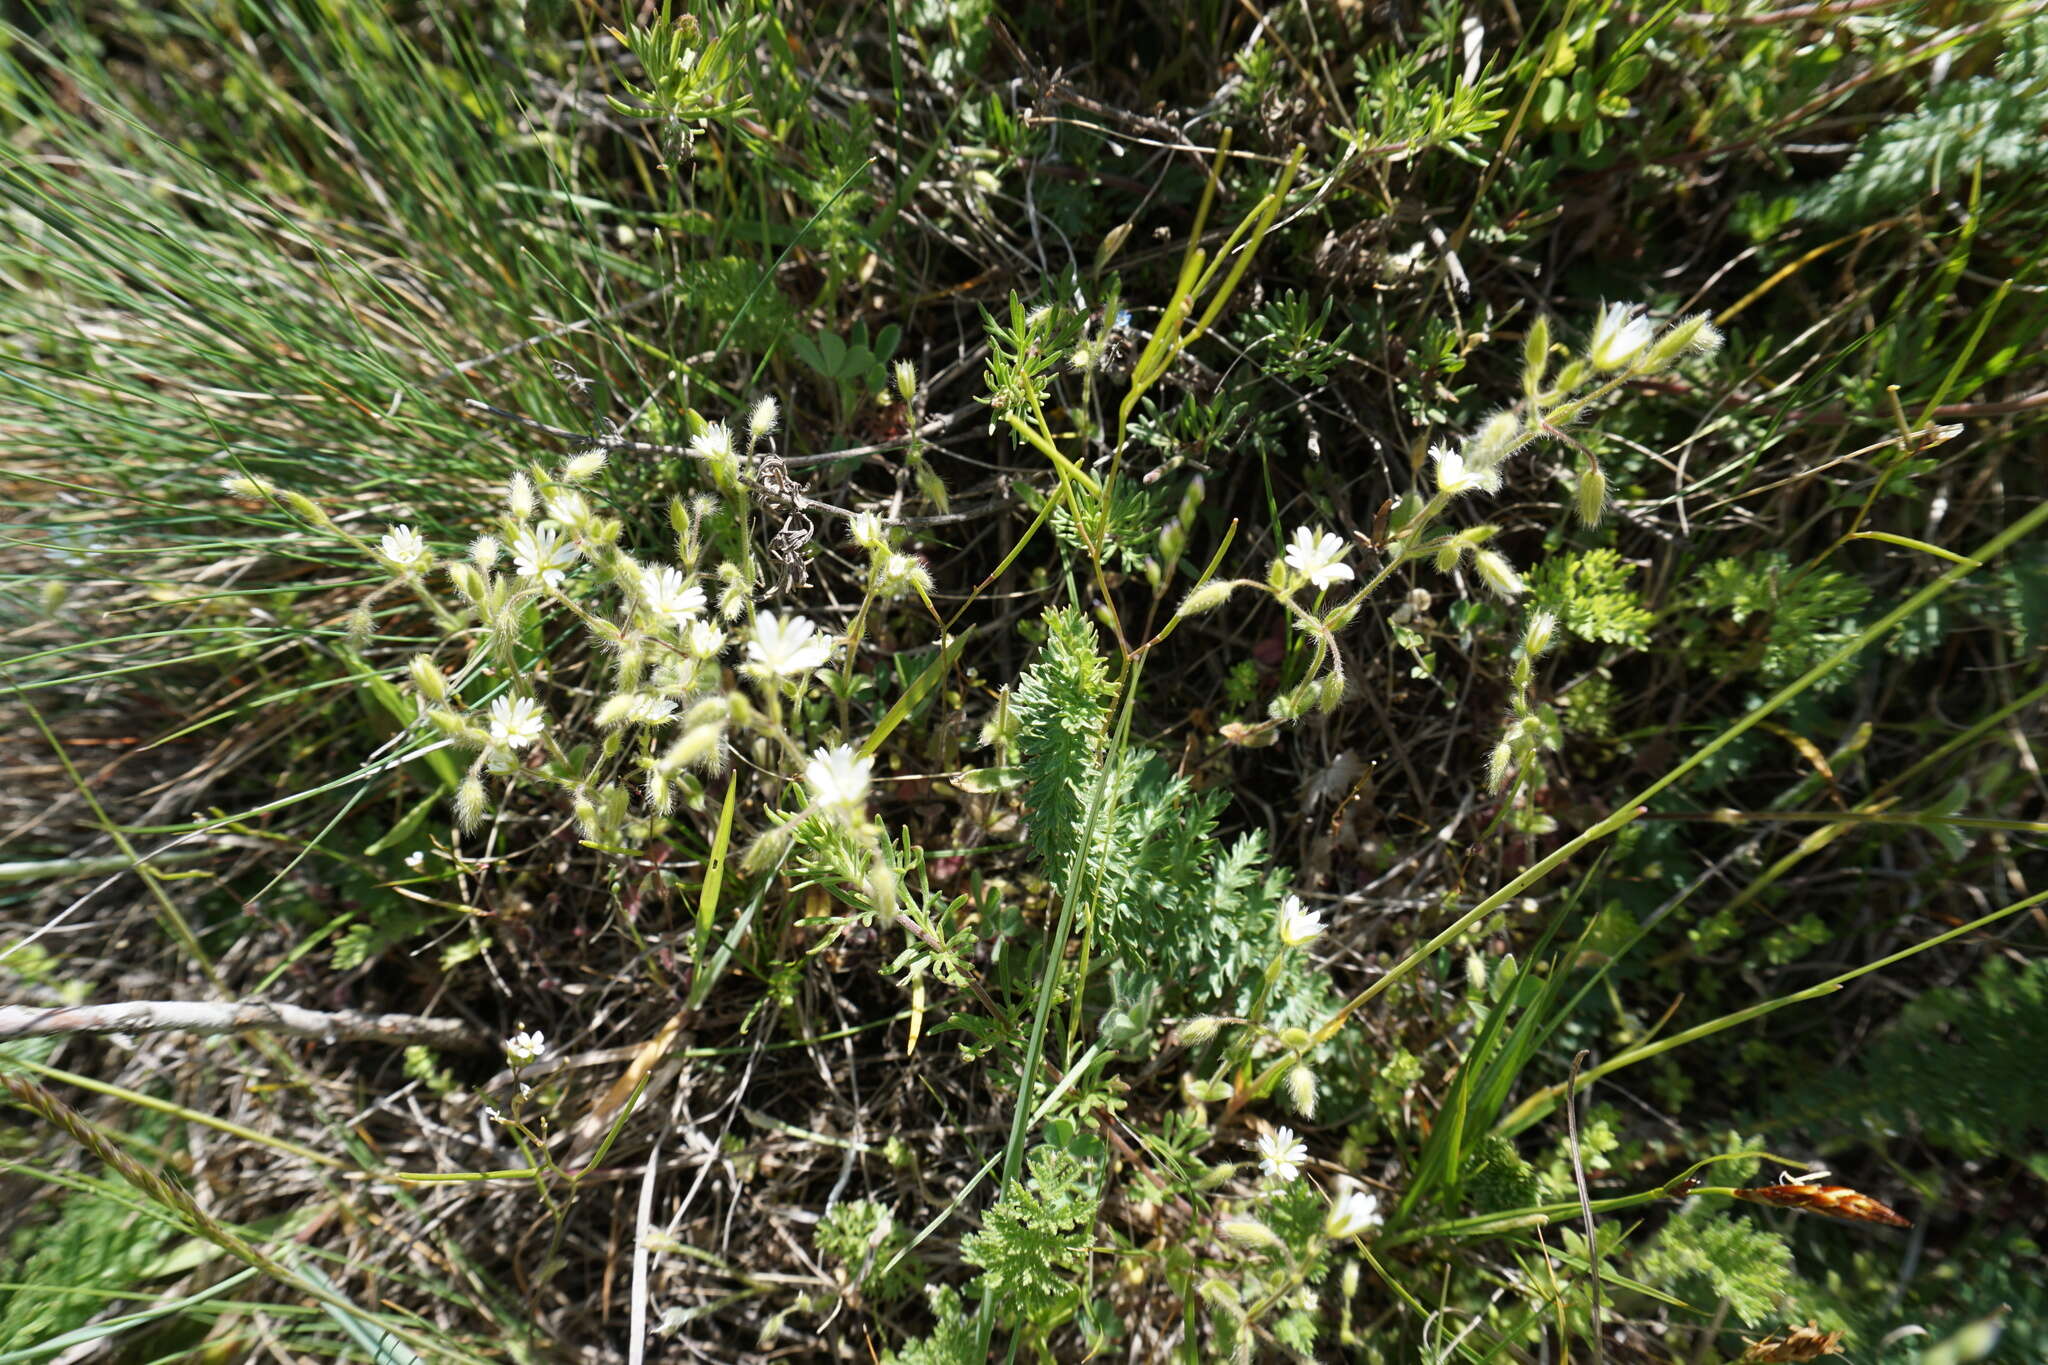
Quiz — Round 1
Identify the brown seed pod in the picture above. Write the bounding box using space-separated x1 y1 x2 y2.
1732 1182 1910 1227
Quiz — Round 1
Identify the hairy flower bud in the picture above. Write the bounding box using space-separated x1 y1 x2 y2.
1575 465 1608 527
507 472 536 521
1472 549 1525 600
1285 1063 1319 1118
1522 314 1551 396
454 774 488 831
562 450 608 482
1177 580 1239 617
408 655 448 703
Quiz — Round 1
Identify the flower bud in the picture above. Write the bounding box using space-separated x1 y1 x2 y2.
1575 465 1608 527
893 360 918 406
454 774 488 830
1642 313 1724 373
282 491 332 527
1487 739 1514 791
219 473 276 499
1284 1063 1319 1118
1521 315 1551 395
1523 609 1558 657
562 450 608 482
1317 673 1345 713
507 472 536 521
1464 411 1525 473
408 655 448 703
1177 580 1239 617
1178 1016 1227 1045
1219 1219 1281 1249
1472 549 1525 599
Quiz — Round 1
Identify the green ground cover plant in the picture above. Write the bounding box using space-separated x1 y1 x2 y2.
2 0 2044 1360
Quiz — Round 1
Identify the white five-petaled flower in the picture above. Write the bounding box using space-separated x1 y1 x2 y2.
1254 1125 1309 1184
805 744 874 817
684 618 726 660
641 564 707 626
510 524 580 588
1283 526 1355 590
847 511 887 551
1588 302 1657 372
1324 1188 1383 1239
1431 444 1501 498
503 1030 546 1067
621 695 678 726
378 524 432 573
1279 894 1325 947
746 611 834 677
689 420 736 466
488 695 547 750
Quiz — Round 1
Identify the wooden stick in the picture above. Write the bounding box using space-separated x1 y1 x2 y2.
0 1000 490 1051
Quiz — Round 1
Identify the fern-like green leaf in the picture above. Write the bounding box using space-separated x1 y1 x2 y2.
1529 549 1656 648
1799 77 2042 224
959 1145 1099 1323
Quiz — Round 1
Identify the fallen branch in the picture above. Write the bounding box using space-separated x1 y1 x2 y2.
0 1000 491 1052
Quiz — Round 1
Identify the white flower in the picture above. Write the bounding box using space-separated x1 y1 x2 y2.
1283 526 1354 590
1588 302 1656 372
488 695 547 749
510 524 580 588
1254 1125 1308 1184
805 744 874 817
618 694 678 726
874 552 932 599
1324 1188 1383 1239
403 850 426 870
746 611 834 677
1431 445 1499 498
689 420 736 466
847 511 887 551
544 489 590 529
377 524 432 573
641 565 707 625
684 618 726 659
1279 894 1325 946
503 1030 546 1067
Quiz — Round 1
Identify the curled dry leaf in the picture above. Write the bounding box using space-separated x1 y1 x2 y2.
1741 1322 1846 1361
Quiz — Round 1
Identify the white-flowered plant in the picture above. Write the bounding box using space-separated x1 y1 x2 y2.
640 564 707 625
1323 1188 1383 1239
510 523 579 588
378 524 432 575
503 1030 546 1067
1278 895 1326 947
1282 526 1354 590
252 397 942 880
745 611 834 678
1175 301 1721 756
1254 1125 1308 1184
805 744 873 820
